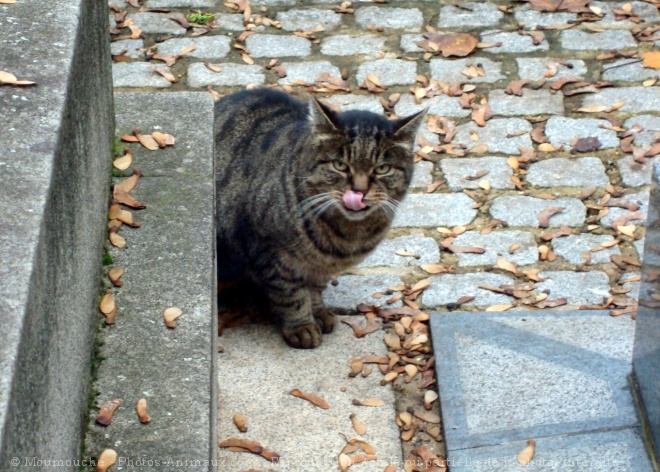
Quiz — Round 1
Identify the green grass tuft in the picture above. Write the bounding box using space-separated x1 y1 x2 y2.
187 10 215 24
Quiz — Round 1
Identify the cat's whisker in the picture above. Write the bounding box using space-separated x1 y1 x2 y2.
299 192 335 213
312 199 338 219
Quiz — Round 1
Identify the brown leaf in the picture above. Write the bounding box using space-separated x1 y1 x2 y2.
517 439 536 465
149 66 176 83
290 389 330 409
341 313 380 338
113 149 133 170
494 258 522 276
152 131 175 147
99 289 116 315
113 188 146 209
96 399 123 426
232 413 248 432
163 306 182 328
550 75 582 90
218 438 280 462
643 51 660 70
530 0 591 12
471 98 492 127
136 398 151 424
572 137 601 153
108 267 124 287
418 32 478 57
114 168 142 194
134 129 160 150
352 397 384 407
444 244 486 254
540 226 572 241
350 413 367 435
505 79 530 96
538 206 565 228
108 228 126 248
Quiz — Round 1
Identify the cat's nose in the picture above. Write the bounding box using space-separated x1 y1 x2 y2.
352 174 369 193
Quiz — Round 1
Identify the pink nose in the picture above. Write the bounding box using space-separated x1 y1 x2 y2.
342 190 366 211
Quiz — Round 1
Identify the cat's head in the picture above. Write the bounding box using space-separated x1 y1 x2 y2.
300 97 427 223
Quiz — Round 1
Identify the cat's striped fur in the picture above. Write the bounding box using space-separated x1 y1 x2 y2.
215 88 425 348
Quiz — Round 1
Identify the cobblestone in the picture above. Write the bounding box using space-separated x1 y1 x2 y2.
322 94 383 114
355 7 423 31
527 157 609 188
392 194 479 228
357 236 440 268
516 58 587 81
514 5 576 28
322 274 403 310
146 0 215 6
276 9 342 32
452 230 538 267
356 59 417 87
394 94 470 119
634 239 645 259
617 156 658 188
429 58 505 84
110 39 145 60
623 115 660 147
481 30 549 54
600 190 649 228
410 161 434 189
127 12 187 35
400 34 425 53
321 35 386 57
582 87 660 114
440 157 514 191
156 36 231 59
544 116 620 150
437 3 503 29
213 14 246 32
601 59 659 82
560 29 637 50
422 273 515 307
245 34 311 58
536 271 611 306
552 234 621 265
489 196 586 228
187 62 265 87
277 61 341 86
113 62 173 88
488 89 564 116
621 272 641 301
453 119 532 155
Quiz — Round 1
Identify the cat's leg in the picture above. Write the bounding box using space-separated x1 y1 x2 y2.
258 266 322 348
310 285 337 334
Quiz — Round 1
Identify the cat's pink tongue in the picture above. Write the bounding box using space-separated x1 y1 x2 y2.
342 190 366 211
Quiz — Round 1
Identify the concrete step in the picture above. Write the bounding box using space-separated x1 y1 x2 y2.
83 92 217 469
430 310 654 471
0 0 114 466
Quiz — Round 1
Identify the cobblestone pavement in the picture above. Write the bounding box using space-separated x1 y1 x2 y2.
110 0 658 469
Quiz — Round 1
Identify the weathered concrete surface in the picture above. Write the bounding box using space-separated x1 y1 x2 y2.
83 93 217 470
217 319 402 472
0 0 114 468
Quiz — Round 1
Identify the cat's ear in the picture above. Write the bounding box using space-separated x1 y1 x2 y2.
308 96 340 132
392 108 428 149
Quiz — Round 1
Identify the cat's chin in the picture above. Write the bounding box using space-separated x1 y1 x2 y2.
337 205 387 222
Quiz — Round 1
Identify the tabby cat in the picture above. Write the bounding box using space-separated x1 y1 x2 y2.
215 88 426 348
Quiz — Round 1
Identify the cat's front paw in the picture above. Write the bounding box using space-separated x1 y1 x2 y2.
282 323 322 349
313 308 337 334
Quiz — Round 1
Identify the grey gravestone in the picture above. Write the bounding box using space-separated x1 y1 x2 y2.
633 162 660 462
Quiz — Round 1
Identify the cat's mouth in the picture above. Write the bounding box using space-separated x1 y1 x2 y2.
342 190 367 211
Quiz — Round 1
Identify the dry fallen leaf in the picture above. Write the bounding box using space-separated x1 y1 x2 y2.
96 449 118 472
290 388 330 409
418 32 479 57
643 51 660 70
108 267 124 287
424 390 438 410
113 150 133 170
352 398 384 407
163 306 182 328
133 129 159 151
152 131 175 148
96 399 123 426
149 66 177 83
486 304 513 312
538 207 565 228
517 439 536 465
99 289 116 315
530 0 591 12
341 313 380 338
233 413 248 432
136 398 151 424
350 413 367 435
218 438 280 462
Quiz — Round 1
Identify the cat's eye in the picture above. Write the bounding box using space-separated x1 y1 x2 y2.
374 164 391 175
332 160 349 172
